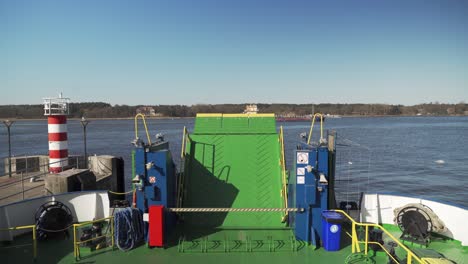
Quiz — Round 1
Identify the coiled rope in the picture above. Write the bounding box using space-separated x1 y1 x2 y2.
114 208 144 251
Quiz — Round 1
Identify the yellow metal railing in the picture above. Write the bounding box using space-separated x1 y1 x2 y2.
332 210 427 264
180 126 193 158
73 217 114 261
307 113 325 145
180 126 188 158
0 225 37 261
177 126 192 208
134 113 152 145
279 126 289 222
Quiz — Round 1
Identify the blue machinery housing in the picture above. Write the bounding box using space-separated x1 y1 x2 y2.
290 132 336 247
134 141 177 242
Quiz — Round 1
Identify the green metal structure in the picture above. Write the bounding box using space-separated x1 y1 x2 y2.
180 113 285 228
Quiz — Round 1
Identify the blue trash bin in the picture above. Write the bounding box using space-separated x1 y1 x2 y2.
321 210 344 251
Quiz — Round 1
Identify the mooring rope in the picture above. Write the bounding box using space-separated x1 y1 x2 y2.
108 190 134 195
167 208 304 212
114 208 144 251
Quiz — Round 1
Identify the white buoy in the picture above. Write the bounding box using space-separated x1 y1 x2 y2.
434 160 445 164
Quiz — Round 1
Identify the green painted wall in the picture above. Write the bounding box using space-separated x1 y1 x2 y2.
184 115 284 228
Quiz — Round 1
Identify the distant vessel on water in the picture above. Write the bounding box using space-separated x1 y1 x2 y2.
243 104 259 114
276 115 323 122
242 104 328 122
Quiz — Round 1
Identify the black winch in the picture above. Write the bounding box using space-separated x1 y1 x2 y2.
35 201 73 240
394 203 446 246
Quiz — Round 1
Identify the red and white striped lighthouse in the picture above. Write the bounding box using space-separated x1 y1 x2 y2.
44 94 70 173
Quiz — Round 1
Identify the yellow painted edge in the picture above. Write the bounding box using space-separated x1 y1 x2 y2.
196 113 275 118
246 113 275 117
224 113 275 117
222 114 249 117
196 113 223 117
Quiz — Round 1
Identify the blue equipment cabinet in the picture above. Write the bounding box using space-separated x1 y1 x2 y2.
290 131 336 248
134 141 177 242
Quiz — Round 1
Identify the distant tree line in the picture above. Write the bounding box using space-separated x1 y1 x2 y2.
0 102 467 119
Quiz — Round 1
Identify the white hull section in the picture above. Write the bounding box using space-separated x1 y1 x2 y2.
0 191 109 241
361 193 468 246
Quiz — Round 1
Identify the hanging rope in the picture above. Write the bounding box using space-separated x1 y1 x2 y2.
108 190 134 195
114 208 144 251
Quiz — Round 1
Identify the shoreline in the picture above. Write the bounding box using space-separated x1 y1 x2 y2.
2 114 467 121
1 116 195 121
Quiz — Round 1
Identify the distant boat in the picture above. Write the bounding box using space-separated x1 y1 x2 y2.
325 114 342 118
276 115 325 122
276 105 329 122
243 104 259 114
242 104 326 122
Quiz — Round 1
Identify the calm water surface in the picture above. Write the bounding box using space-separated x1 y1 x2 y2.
1 116 467 207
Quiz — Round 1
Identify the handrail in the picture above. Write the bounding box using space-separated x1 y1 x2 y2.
181 126 187 158
342 231 399 264
0 156 86 203
134 113 152 145
0 171 48 189
306 113 325 145
279 126 288 222
0 184 45 202
0 224 37 260
332 209 427 264
177 127 192 208
180 126 193 158
73 216 114 260
0 156 84 186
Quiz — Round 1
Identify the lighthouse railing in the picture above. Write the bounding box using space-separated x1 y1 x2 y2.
43 97 70 116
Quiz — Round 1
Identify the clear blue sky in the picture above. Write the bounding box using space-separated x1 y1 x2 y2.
1 0 467 105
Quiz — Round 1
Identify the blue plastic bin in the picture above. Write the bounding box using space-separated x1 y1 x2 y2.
321 210 344 251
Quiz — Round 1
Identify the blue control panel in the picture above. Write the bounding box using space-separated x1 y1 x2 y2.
291 144 330 247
